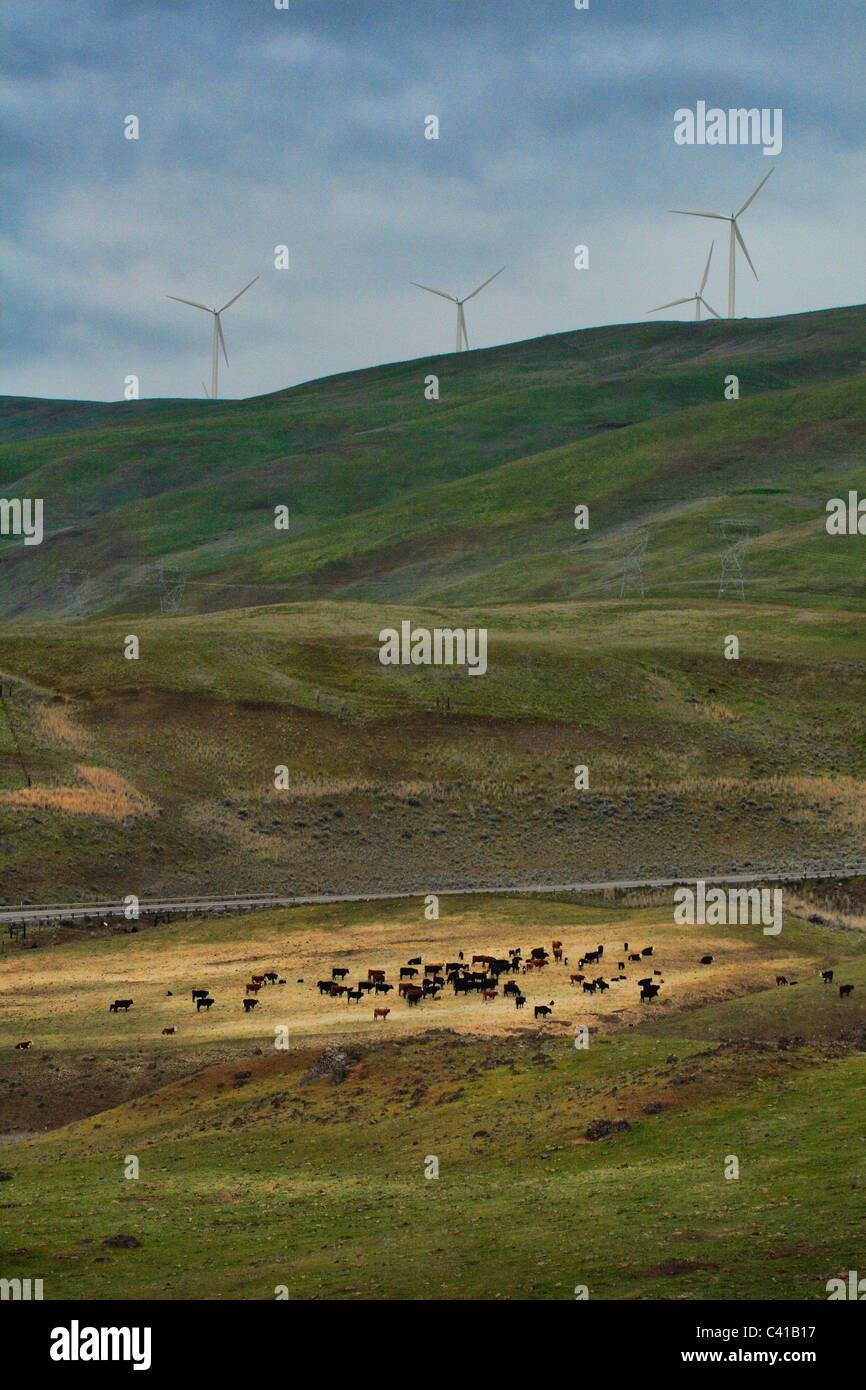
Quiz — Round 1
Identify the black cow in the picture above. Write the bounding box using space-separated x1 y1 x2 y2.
400 967 418 980
357 980 374 992
582 981 597 994
840 984 854 999
317 980 333 995
263 971 279 984
700 955 714 965
374 982 394 995
331 967 349 981
109 999 133 1012
515 993 526 1009
640 984 661 1002
405 988 423 1006
346 989 363 1003
503 980 520 997
408 956 422 965
821 970 833 984
641 947 653 957
192 988 209 1002
595 978 609 993
243 997 259 1012
197 996 214 1011
534 1001 554 1020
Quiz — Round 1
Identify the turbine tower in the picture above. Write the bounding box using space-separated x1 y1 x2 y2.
647 242 721 321
166 275 259 399
670 169 773 317
411 267 505 351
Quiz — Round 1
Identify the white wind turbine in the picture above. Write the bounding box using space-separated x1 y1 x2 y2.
670 168 774 318
647 241 721 322
411 267 505 351
166 275 260 399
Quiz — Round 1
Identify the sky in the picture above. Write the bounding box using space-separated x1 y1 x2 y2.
2 0 864 402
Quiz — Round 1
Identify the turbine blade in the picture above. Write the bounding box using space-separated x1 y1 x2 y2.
647 297 693 313
411 282 456 302
166 294 212 313
734 222 758 279
669 210 729 221
217 315 229 367
219 275 260 313
462 266 505 301
202 382 210 398
699 241 714 293
699 296 722 319
736 167 774 218
460 305 469 349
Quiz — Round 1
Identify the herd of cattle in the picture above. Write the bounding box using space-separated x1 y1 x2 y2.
9 935 856 1048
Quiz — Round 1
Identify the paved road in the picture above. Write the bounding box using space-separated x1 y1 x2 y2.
2 863 865 925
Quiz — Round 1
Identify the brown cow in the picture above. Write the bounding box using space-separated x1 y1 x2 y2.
368 969 386 982
569 973 585 985
373 1007 390 1021
552 940 563 951
14 1040 32 1050
775 975 788 986
553 947 563 962
482 989 498 1001
162 1026 177 1035
245 982 262 994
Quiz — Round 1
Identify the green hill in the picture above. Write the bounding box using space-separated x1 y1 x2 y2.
2 304 864 617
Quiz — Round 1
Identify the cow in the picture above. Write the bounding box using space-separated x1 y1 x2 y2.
515 994 526 1009
530 948 549 961
251 975 266 986
14 1040 32 1050
617 961 626 972
373 1008 390 1021
582 949 600 966
425 962 444 976
109 999 133 1012
368 969 386 983
821 970 834 984
640 984 661 1002
408 956 422 965
641 947 653 957
197 996 214 1011
346 989 363 1004
245 982 262 994
582 980 597 994
840 984 854 999
534 1001 554 1020
192 988 209 1002
700 955 714 965
398 981 417 997
243 998 259 1012
374 982 394 995
482 989 498 1002
628 953 642 962
637 977 653 987
357 980 374 993
263 972 279 984
595 978 610 993
329 983 347 997
405 987 423 1006
331 967 350 981
503 980 520 997
400 967 419 980
317 979 333 995
775 975 788 987
552 947 563 963
162 1027 177 1035
654 970 663 977
570 973 586 985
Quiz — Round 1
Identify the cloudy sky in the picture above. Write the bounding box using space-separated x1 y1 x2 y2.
2 0 864 402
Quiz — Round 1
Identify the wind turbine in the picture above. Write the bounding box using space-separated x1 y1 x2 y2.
647 241 721 322
166 275 260 399
411 267 505 351
670 168 773 317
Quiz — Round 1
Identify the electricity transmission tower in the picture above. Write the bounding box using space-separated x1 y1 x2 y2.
154 567 187 614
57 569 90 617
620 528 649 598
716 520 753 599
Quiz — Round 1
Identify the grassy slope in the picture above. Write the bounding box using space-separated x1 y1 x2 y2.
2 895 865 1301
1 305 864 614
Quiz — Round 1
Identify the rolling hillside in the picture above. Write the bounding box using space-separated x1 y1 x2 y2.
1 304 865 618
